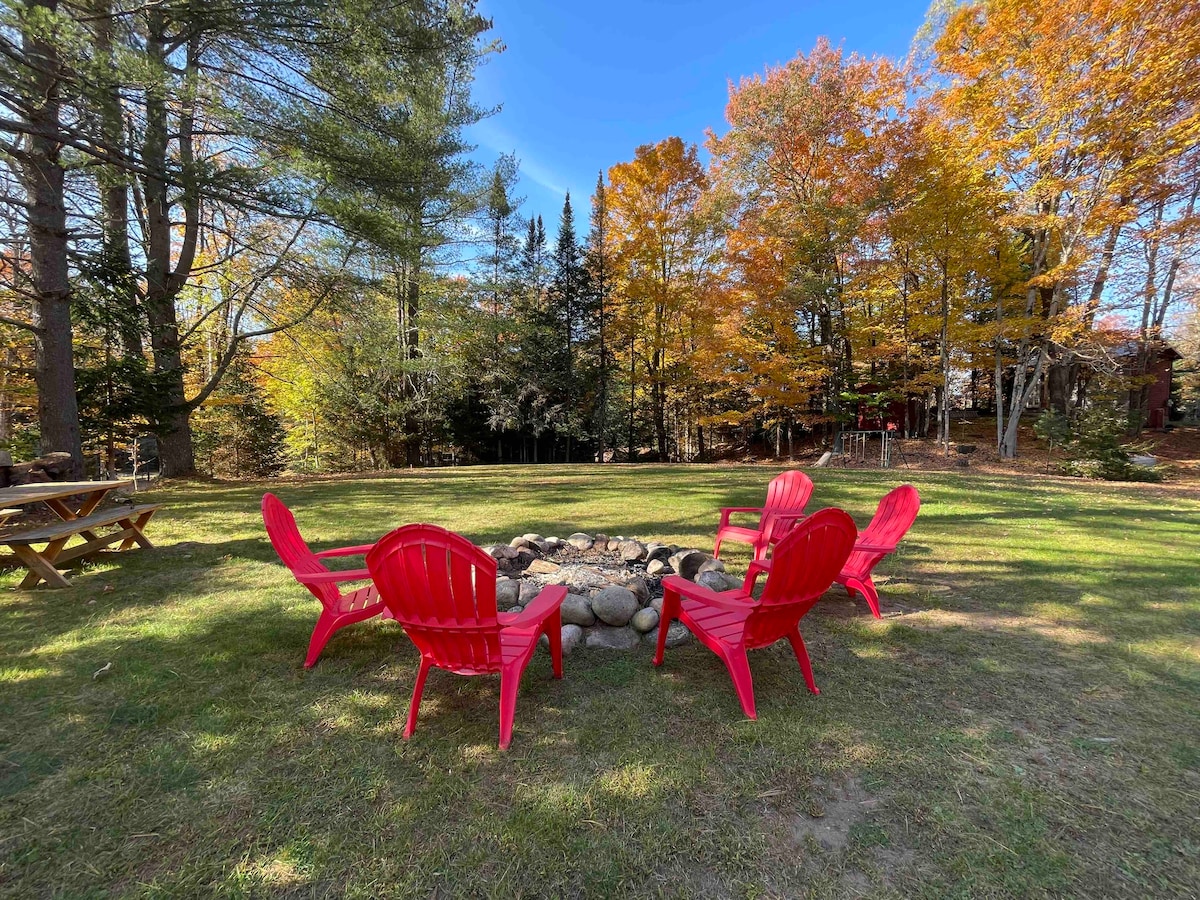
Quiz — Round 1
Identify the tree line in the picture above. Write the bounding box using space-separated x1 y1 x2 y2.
2 0 1198 477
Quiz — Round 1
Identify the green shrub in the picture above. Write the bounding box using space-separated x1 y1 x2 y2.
1052 403 1164 483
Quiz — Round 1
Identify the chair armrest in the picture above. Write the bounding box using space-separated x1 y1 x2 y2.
507 584 567 630
314 544 374 558
294 567 371 585
853 541 894 554
742 559 772 592
662 575 755 612
719 506 763 529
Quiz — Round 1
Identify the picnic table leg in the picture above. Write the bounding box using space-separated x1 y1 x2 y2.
117 510 157 551
12 544 71 589
45 495 103 541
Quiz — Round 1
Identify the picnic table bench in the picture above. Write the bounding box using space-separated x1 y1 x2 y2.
0 480 161 588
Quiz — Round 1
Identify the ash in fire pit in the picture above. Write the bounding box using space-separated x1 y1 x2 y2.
480 532 742 653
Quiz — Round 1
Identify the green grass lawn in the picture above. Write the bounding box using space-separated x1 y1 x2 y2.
2 466 1198 898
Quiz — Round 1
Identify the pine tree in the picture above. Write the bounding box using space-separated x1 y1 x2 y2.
547 192 591 461
586 172 612 461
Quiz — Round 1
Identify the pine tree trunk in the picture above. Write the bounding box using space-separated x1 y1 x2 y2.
143 23 200 476
24 0 83 476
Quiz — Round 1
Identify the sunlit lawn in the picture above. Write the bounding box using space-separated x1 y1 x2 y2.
1 466 1197 897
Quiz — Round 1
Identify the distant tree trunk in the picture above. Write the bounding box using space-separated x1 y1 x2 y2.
23 0 83 476
628 330 636 462
938 260 951 452
143 23 200 476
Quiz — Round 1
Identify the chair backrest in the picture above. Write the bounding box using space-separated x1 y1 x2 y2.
745 507 856 647
861 484 921 550
262 492 338 608
760 470 814 530
366 524 503 674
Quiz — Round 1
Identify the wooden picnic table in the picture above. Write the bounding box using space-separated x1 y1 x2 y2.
0 480 161 588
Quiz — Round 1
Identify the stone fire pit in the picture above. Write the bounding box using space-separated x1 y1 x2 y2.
481 531 744 654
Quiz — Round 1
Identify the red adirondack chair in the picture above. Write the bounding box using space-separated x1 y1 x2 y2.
835 484 921 618
261 493 391 668
655 507 857 718
365 524 567 750
713 470 814 561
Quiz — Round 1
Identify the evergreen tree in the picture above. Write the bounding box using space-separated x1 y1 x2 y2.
547 193 593 461
585 172 613 460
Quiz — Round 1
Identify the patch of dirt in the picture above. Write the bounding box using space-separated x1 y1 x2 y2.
790 775 878 852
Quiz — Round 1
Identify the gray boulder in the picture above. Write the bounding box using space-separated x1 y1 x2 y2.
560 593 596 627
619 539 647 562
509 536 542 554
591 585 638 626
592 533 609 546
650 596 664 613
560 623 583 655
496 578 520 607
697 558 726 574
646 559 671 577
631 607 660 634
484 544 519 561
644 622 691 648
522 533 546 543
507 605 524 616
518 581 542 606
566 532 594 551
668 549 709 580
606 538 622 551
697 570 737 593
586 625 640 650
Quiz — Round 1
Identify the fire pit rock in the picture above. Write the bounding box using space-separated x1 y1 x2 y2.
493 530 709 652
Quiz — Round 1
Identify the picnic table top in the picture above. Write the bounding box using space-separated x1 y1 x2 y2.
0 479 133 505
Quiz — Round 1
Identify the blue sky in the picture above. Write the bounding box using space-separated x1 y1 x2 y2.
467 0 933 233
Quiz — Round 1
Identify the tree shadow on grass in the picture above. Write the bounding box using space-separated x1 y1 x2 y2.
2 468 1198 893
2 585 1196 896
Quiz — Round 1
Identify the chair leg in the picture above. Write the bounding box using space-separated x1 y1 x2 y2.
859 577 881 618
713 535 723 559
845 576 881 617
721 644 757 719
304 612 340 668
653 588 681 666
546 610 563 679
498 664 525 750
404 657 432 740
787 628 820 695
